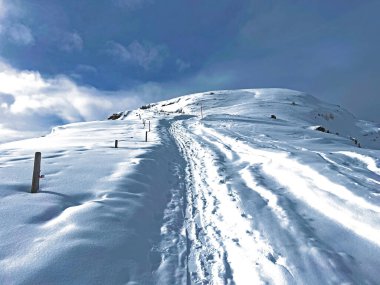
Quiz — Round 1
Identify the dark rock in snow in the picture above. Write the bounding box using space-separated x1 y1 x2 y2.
315 126 327 132
107 113 123 120
140 103 156 110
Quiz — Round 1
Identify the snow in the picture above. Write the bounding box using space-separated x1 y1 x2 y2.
0 88 379 284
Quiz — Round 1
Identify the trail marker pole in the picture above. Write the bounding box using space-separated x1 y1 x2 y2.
145 131 148 142
115 140 118 148
148 121 151 132
31 152 41 193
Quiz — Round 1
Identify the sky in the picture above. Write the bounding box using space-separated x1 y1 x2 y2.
0 0 379 139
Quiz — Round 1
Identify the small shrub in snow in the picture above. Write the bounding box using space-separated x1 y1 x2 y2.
271 114 277 119
350 137 359 145
140 103 157 110
107 113 123 120
162 101 175 107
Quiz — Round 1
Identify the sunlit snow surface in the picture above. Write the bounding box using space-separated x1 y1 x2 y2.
0 89 379 284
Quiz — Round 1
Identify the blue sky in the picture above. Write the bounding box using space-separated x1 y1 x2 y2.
0 0 379 136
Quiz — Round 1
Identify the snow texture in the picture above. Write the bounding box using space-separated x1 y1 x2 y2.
0 88 379 284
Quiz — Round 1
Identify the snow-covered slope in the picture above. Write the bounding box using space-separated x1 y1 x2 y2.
151 88 379 150
0 89 379 284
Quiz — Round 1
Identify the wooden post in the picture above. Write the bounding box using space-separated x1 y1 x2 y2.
145 131 148 142
148 121 151 132
115 140 118 148
143 119 146 128
31 152 41 193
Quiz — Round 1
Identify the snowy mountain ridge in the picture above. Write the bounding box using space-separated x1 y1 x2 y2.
0 88 379 284
131 88 379 150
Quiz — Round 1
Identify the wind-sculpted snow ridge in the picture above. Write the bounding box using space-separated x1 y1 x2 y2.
0 88 379 284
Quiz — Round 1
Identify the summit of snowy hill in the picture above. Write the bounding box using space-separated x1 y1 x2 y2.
139 88 380 150
1 88 380 284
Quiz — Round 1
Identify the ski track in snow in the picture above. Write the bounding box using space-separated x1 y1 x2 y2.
169 115 380 284
171 120 293 285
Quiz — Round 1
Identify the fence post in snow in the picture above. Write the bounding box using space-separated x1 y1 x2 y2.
145 131 148 142
31 152 41 193
115 140 118 148
148 121 151 132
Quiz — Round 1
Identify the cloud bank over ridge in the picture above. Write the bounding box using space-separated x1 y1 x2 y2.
0 60 146 142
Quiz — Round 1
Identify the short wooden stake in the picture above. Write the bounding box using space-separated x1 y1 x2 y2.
145 131 148 142
115 140 118 148
31 152 41 193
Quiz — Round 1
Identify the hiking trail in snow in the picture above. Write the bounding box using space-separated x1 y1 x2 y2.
0 89 379 284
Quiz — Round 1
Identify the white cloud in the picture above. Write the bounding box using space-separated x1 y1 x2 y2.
0 60 145 142
176 58 191 72
107 40 166 70
61 32 83 52
7 23 34 45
